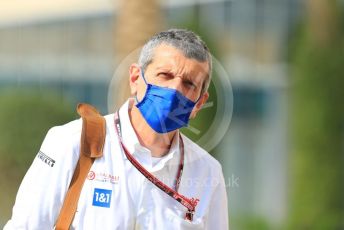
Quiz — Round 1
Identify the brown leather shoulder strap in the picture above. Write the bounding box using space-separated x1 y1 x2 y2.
55 103 106 230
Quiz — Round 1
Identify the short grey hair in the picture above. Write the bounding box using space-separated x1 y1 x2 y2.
138 28 212 95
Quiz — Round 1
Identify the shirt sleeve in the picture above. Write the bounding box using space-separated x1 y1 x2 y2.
4 124 80 230
206 168 229 230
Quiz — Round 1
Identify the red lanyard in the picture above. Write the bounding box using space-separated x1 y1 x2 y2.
114 111 199 221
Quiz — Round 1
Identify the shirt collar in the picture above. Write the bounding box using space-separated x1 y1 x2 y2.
118 98 180 172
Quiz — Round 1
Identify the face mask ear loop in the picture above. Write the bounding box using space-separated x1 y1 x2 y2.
140 68 148 85
135 95 140 104
195 92 203 104
135 68 148 104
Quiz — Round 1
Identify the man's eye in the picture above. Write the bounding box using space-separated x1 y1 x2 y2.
158 73 172 79
184 81 196 88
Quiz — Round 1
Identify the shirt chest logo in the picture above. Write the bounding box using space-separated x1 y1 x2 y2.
87 171 120 184
92 188 112 208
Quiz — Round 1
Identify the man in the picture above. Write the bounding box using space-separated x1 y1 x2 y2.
5 29 228 229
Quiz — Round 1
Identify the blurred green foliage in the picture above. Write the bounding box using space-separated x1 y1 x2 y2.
0 89 75 226
288 4 344 229
232 216 272 230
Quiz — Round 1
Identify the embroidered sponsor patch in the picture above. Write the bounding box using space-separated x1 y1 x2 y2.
37 151 55 167
92 188 112 208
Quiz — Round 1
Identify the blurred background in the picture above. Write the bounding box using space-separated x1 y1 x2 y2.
0 0 343 229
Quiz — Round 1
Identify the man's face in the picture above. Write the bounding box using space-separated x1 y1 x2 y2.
130 44 210 119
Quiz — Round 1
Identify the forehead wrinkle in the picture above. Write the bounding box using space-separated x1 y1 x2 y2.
173 62 206 86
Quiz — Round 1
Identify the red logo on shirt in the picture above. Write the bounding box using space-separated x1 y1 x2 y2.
87 171 120 184
87 171 96 180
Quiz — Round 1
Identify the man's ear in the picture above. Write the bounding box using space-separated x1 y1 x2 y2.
129 64 141 95
190 92 209 119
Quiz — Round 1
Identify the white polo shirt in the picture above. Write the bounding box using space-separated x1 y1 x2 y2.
5 99 229 230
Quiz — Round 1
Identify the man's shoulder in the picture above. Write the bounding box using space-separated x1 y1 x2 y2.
40 118 82 151
46 113 114 140
181 133 223 174
47 118 83 138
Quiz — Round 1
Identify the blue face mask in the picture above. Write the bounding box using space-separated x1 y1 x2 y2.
135 69 200 133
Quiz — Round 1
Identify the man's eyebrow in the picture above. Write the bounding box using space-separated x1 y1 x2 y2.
182 74 194 82
155 67 203 84
183 72 204 84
